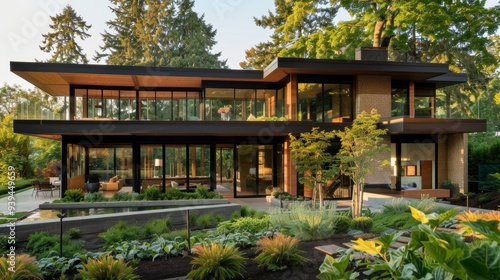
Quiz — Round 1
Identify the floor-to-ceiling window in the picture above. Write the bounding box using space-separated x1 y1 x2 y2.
236 145 274 197
88 146 133 185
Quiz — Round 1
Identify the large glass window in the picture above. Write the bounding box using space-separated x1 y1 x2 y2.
236 145 274 196
89 147 132 184
298 83 321 121
391 85 409 117
140 91 156 120
189 145 211 178
298 83 351 122
391 143 436 190
119 90 136 120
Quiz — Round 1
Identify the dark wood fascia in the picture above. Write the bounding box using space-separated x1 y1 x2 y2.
13 120 348 138
381 117 487 134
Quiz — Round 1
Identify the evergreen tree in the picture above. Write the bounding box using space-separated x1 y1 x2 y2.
96 0 226 68
39 5 91 64
168 0 227 68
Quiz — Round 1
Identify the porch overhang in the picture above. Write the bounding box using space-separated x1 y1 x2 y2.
381 117 487 134
14 120 350 140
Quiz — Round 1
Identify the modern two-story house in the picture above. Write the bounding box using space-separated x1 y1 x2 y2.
11 48 486 198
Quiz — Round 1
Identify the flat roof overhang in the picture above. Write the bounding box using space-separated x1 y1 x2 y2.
11 58 467 97
10 62 264 96
13 120 350 140
381 117 487 134
263 58 467 88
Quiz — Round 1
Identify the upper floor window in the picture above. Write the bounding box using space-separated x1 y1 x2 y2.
297 83 352 122
391 82 408 117
391 82 435 118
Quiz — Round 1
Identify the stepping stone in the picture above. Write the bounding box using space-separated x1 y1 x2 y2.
437 227 458 233
315 244 346 256
389 241 407 249
396 236 411 244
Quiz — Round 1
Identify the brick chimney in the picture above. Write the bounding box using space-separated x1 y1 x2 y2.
355 47 388 61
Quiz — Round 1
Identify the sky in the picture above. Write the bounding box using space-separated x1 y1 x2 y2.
0 0 276 88
1 0 498 89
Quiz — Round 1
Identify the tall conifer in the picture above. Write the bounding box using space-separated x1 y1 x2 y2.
40 5 91 64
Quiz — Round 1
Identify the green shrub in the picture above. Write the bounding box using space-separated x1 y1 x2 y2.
194 185 221 199
195 214 221 229
0 254 43 280
352 217 373 232
99 222 143 247
135 193 145 200
478 195 493 204
163 187 184 200
270 201 340 240
62 189 84 202
254 234 307 271
467 192 477 198
78 254 140 280
113 191 132 201
217 216 270 234
0 178 34 196
83 192 108 202
144 187 162 200
331 215 351 234
100 218 174 246
0 235 8 255
187 243 246 280
143 218 171 237
26 231 85 259
68 227 81 239
239 205 259 218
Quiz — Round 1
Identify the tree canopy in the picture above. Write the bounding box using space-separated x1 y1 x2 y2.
289 127 338 208
96 0 227 68
39 5 91 64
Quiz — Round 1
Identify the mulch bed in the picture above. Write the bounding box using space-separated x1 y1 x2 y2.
80 234 353 280
448 191 500 211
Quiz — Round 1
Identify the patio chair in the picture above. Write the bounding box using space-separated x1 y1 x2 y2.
31 181 40 197
36 181 55 198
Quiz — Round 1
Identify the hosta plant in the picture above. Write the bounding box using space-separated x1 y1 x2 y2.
0 254 43 280
317 254 359 280
254 234 308 271
346 207 500 280
187 243 246 280
78 254 140 280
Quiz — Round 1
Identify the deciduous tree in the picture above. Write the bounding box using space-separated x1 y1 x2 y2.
289 128 338 208
336 109 389 218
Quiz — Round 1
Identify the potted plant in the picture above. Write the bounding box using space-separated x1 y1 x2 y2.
85 174 101 193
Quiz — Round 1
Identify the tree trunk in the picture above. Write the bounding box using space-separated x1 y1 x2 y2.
373 20 385 47
352 184 362 218
312 185 317 208
318 183 324 209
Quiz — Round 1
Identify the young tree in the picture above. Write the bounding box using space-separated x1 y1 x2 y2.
39 5 91 64
289 128 338 208
336 109 389 218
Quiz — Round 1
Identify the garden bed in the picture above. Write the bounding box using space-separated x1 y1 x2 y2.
79 232 354 280
448 191 500 210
